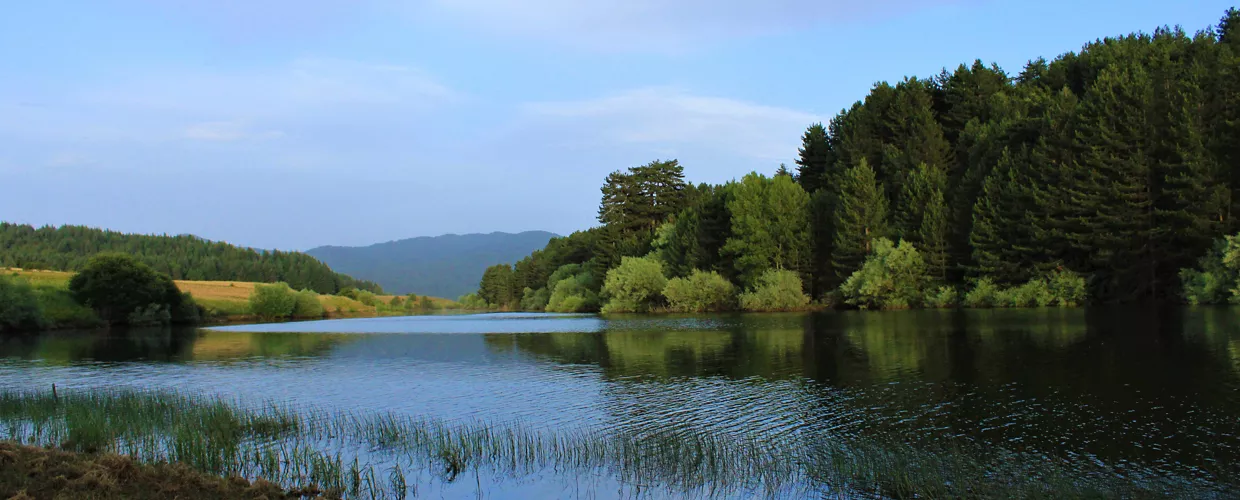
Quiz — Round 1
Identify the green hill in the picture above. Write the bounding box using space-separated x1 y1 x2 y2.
0 222 382 294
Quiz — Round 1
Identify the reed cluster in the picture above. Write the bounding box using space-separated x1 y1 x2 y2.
0 387 1224 499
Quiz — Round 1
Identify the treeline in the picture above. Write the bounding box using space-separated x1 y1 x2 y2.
0 223 383 295
476 9 1240 311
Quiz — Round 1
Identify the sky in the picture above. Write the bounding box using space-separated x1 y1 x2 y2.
0 1 1234 251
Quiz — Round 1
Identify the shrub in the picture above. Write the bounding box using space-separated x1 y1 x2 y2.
355 290 379 307
924 286 958 309
292 289 325 319
738 269 810 312
337 287 358 300
1046 269 1087 307
547 276 599 313
416 296 435 310
964 278 1004 308
389 296 403 307
249 282 297 319
521 287 551 311
838 238 929 310
601 256 667 314
1008 279 1053 308
457 293 489 310
68 253 183 325
0 275 46 332
663 270 736 312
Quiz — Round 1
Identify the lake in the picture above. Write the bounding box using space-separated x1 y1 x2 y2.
2 308 1239 498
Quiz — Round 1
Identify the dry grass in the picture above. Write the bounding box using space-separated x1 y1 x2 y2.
2 268 456 320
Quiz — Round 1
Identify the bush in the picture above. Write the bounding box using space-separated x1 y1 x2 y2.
521 287 551 311
34 286 103 329
663 270 736 312
457 293 489 310
838 238 929 310
416 296 435 310
964 278 1004 308
355 290 379 307
601 256 667 314
0 275 46 332
547 276 599 313
68 253 183 325
738 269 810 312
1046 269 1087 307
292 289 325 319
965 270 1088 308
249 282 297 319
389 296 403 307
924 286 958 309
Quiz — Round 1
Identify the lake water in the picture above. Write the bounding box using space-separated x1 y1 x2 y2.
2 309 1239 498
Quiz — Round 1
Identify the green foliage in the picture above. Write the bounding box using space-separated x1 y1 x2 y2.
292 290 325 319
480 10 1240 308
479 264 517 309
722 173 812 288
738 269 810 312
456 293 489 310
963 278 1005 308
68 253 184 325
832 159 890 282
354 290 378 307
839 238 930 310
249 282 298 320
924 286 959 309
1181 233 1240 304
0 275 46 333
32 286 103 329
544 264 600 313
601 256 667 314
663 270 736 313
964 270 1087 308
0 222 379 294
127 304 171 327
388 296 403 307
520 287 550 312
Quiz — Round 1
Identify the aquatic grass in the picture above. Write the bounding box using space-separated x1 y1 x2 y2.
0 386 1229 499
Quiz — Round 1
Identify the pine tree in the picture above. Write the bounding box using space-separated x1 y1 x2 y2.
795 123 831 193
832 159 889 282
918 181 951 281
1067 65 1157 301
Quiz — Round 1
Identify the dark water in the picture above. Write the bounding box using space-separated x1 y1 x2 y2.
2 308 1240 497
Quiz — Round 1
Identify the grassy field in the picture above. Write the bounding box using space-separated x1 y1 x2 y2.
2 268 461 326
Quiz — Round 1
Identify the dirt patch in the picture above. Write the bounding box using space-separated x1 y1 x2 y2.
0 442 337 500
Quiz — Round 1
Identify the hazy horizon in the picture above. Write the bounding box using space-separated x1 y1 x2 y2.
2 0 1233 250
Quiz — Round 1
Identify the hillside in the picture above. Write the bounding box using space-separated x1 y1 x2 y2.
0 223 382 294
308 231 558 298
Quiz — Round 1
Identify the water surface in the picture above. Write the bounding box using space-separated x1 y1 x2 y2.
2 308 1239 498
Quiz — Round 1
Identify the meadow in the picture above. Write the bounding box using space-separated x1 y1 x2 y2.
2 268 462 328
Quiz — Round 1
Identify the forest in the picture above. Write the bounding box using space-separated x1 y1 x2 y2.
474 9 1240 312
0 223 383 295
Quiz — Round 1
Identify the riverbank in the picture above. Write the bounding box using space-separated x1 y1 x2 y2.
0 441 331 500
2 268 467 333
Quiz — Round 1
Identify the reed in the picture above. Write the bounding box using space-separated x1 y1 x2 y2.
0 387 1225 499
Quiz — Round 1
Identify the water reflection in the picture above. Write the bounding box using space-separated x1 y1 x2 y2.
1 308 1239 491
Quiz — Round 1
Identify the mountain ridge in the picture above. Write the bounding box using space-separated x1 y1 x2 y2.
307 230 559 298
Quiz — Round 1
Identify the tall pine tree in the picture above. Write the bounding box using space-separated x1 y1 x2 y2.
832 159 890 282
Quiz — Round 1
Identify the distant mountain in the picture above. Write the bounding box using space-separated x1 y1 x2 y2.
307 231 559 298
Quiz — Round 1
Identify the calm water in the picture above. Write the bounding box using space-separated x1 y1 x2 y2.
3 308 1240 498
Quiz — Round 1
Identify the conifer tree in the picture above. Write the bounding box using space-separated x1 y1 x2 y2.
795 123 831 193
832 159 889 281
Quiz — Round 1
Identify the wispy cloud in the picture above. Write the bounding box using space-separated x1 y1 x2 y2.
523 87 821 161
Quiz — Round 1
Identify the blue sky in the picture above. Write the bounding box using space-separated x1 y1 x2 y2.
1 1 1234 250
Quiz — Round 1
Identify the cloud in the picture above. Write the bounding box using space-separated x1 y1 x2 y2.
523 87 821 161
423 0 964 50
